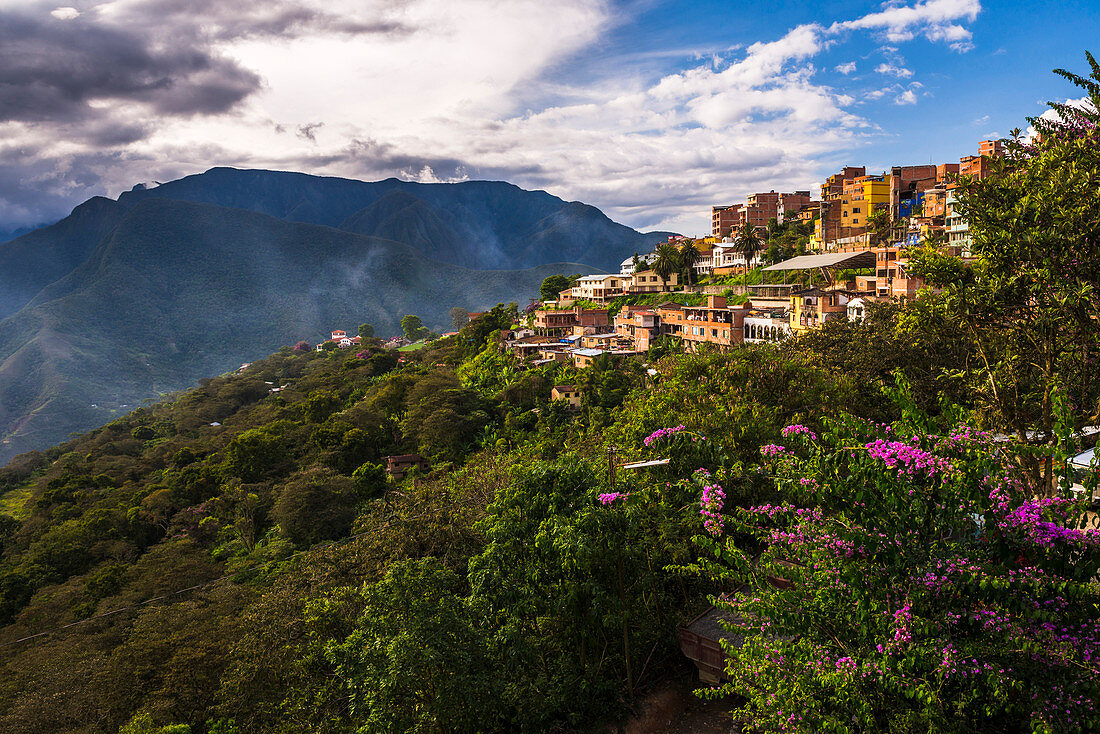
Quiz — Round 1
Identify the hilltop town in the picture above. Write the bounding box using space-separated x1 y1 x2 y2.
501 138 1003 368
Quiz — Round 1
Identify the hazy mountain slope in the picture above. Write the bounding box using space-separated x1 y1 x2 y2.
338 190 473 262
0 168 666 323
0 197 125 319
0 198 596 464
117 168 670 270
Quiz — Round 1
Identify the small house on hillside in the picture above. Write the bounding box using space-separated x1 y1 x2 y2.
550 385 582 410
384 454 430 481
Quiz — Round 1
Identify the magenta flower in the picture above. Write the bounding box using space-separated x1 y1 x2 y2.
644 425 686 447
781 424 818 441
700 483 725 535
866 439 953 478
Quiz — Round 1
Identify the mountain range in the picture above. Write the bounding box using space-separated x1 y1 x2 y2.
0 168 670 464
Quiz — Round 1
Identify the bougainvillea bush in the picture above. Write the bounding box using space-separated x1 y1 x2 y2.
692 414 1100 733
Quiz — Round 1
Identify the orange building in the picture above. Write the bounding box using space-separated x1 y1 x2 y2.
712 204 743 237
614 306 660 351
533 305 610 336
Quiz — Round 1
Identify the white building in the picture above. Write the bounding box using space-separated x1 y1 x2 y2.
568 274 626 302
619 252 658 276
847 297 869 322
744 311 791 343
711 244 763 272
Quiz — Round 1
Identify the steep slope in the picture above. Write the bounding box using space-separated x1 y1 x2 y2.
338 190 473 262
0 198 596 464
0 197 125 319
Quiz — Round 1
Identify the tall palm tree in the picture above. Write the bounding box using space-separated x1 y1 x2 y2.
652 242 681 292
678 240 701 286
734 221 762 289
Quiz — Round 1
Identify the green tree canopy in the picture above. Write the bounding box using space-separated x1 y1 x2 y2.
399 314 429 342
909 52 1100 488
539 274 573 301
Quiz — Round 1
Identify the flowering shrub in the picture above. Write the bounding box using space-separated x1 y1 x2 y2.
699 478 725 536
692 415 1100 733
643 424 686 447
865 438 954 478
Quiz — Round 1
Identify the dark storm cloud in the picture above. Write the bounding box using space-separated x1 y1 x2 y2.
0 1 420 230
0 11 261 122
0 142 140 223
0 1 413 124
124 0 412 41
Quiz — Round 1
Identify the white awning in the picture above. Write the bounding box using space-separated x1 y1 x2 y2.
620 458 671 469
763 251 876 271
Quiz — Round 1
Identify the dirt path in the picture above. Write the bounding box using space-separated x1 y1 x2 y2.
614 670 740 734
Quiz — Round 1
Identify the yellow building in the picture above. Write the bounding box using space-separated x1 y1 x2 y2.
626 269 679 294
789 287 852 333
840 175 889 228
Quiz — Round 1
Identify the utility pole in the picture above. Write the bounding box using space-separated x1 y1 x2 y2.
607 446 618 490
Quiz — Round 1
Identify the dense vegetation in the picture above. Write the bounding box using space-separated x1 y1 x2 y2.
0 56 1097 734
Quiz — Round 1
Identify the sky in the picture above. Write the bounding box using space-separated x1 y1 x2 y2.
0 0 1097 237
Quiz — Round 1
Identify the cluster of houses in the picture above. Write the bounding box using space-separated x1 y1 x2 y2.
314 329 423 351
501 138 1005 368
314 330 364 351
712 138 1003 253
508 289 812 367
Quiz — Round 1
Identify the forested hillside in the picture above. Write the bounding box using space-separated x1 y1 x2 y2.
0 280 1096 732
0 302 879 732
0 53 1099 734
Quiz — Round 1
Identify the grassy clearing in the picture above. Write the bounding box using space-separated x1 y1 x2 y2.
0 485 34 519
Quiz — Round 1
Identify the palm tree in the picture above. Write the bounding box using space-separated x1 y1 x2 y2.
652 243 681 292
734 221 762 289
678 240 700 286
866 208 893 248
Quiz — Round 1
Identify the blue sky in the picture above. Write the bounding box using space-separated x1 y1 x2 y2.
0 0 1096 236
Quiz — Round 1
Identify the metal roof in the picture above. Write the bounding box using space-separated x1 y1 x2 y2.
763 251 876 271
1071 448 1096 470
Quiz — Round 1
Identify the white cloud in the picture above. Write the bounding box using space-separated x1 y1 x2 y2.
49 6 79 19
973 114 990 125
875 63 913 78
0 0 986 235
832 0 981 52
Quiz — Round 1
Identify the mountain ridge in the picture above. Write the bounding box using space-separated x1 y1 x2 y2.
0 197 602 464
